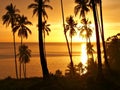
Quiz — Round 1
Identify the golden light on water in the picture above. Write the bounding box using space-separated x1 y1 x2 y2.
81 43 88 66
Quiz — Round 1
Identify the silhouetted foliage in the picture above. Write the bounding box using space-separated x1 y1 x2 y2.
2 3 20 79
17 44 31 79
106 34 120 72
55 69 63 77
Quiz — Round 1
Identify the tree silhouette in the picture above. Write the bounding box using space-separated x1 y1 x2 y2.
17 44 31 78
74 0 90 19
79 18 93 60
13 15 32 78
42 20 51 37
39 0 49 78
106 34 120 72
61 0 76 77
65 15 77 76
99 0 111 72
28 0 53 20
28 0 52 78
90 0 103 79
2 3 20 79
13 15 32 45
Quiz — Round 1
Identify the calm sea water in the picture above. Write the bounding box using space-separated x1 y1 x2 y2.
0 42 97 79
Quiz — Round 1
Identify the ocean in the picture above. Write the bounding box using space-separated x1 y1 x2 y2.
0 42 97 79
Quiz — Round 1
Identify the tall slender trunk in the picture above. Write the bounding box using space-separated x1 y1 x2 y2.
60 0 74 76
39 0 49 78
23 63 26 78
19 36 23 79
25 63 26 78
19 62 21 78
12 16 18 79
43 31 47 59
13 33 18 79
71 35 72 60
88 38 94 61
91 0 103 79
99 0 111 72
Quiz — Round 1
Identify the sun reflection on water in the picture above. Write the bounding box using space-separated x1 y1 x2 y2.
81 43 88 66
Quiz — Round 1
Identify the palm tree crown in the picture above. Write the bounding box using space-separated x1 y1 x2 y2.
2 3 20 79
18 44 31 63
2 3 20 27
13 15 32 39
74 0 90 18
28 0 53 20
65 16 77 37
79 18 92 39
42 20 51 37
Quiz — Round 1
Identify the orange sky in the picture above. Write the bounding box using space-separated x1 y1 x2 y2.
0 0 120 42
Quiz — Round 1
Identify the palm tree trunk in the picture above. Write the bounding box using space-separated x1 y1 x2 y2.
23 63 26 78
13 33 18 79
25 63 26 78
19 36 23 79
19 62 21 79
60 0 74 76
71 35 72 60
38 0 49 78
91 0 103 79
88 38 94 61
99 0 111 72
43 31 47 59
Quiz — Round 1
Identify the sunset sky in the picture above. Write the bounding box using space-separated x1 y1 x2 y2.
0 0 120 42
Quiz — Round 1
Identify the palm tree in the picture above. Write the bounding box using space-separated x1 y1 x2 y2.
17 44 31 78
2 3 20 79
13 15 32 45
79 18 93 61
74 0 103 78
28 0 53 20
74 0 90 19
90 0 103 79
65 16 77 60
65 16 77 76
28 0 52 78
99 0 111 72
39 0 49 78
42 20 51 38
42 20 51 57
28 0 53 51
79 18 92 43
61 0 76 76
13 15 32 78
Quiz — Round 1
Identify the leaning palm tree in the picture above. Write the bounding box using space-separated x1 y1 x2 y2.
65 16 77 76
2 3 20 79
13 15 32 78
17 44 31 78
61 0 76 76
65 16 77 60
28 0 52 78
